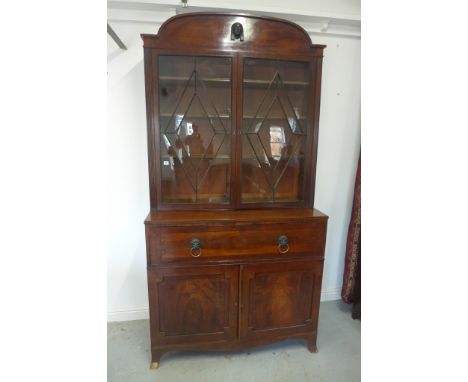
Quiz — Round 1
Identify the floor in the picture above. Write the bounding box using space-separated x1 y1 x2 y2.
108 300 360 382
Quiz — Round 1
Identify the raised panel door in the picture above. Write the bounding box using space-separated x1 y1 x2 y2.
239 260 322 340
147 265 239 345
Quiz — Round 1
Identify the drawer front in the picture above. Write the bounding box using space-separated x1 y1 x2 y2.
147 221 326 263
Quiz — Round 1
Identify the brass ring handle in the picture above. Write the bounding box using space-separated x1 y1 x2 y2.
278 235 289 254
190 238 202 258
278 243 289 254
190 247 202 257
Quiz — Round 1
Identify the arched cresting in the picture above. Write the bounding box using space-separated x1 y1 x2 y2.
142 13 324 56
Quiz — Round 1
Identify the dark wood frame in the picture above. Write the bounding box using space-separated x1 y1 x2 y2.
236 52 321 209
148 50 237 210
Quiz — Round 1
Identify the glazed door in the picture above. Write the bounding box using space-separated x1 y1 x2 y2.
148 265 238 345
239 260 322 340
157 55 233 206
239 57 313 205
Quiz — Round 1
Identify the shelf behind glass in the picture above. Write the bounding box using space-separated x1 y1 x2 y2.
158 76 308 86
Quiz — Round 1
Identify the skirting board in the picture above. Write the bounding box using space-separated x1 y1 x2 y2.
107 287 342 322
108 305 150 322
320 287 342 302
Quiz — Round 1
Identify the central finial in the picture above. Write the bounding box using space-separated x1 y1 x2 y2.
231 22 244 41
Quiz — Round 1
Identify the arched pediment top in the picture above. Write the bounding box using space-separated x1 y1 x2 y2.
141 13 325 56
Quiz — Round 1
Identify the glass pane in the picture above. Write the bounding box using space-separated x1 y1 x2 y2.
159 56 232 204
241 58 309 203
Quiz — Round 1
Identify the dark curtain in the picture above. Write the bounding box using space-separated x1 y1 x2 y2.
341 155 361 304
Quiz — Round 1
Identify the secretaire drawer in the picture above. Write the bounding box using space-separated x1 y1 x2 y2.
146 221 326 263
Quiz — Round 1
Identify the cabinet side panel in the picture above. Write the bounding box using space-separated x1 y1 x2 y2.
308 57 324 208
143 48 158 208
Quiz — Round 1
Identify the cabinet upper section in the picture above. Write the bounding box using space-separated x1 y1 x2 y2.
142 13 325 210
141 13 325 56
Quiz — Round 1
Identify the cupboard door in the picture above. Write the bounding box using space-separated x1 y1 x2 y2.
148 265 238 345
158 55 233 205
240 260 322 340
240 58 311 203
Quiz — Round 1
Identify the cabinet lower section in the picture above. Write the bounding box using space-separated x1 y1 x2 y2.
147 259 323 366
144 208 328 368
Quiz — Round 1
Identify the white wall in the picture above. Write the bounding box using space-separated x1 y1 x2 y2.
315 35 361 291
107 2 360 321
